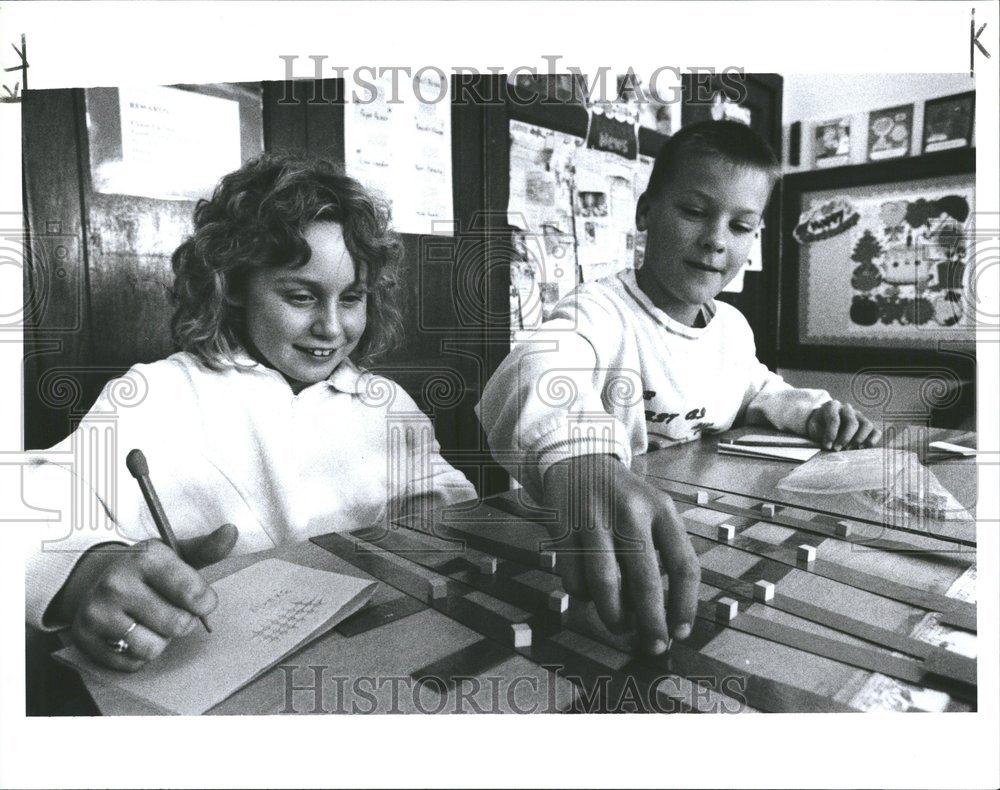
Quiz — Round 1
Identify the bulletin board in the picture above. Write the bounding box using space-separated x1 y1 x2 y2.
503 84 672 346
779 147 976 376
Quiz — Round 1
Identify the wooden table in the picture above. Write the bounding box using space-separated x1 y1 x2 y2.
33 427 978 715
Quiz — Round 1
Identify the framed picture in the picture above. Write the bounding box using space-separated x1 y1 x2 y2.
779 148 976 376
922 91 975 153
867 103 913 161
814 117 851 168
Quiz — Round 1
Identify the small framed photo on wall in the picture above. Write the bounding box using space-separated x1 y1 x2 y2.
922 91 975 153
814 117 852 168
867 103 913 161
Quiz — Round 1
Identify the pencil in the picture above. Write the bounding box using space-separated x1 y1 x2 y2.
125 448 212 633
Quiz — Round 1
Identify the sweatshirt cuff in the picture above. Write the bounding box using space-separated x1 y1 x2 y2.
25 533 132 631
765 387 832 435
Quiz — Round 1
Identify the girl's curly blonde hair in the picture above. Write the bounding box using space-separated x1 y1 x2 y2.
171 153 404 369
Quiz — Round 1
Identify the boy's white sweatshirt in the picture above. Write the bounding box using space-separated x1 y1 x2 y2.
477 269 830 495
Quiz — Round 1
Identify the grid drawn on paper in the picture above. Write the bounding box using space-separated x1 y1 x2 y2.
250 596 324 643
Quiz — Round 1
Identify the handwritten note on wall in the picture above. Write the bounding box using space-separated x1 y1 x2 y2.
344 71 454 235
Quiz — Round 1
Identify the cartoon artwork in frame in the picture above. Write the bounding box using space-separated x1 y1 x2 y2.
779 148 976 375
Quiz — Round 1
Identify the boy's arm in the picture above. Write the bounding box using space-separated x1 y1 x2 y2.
741 360 832 435
741 362 881 449
476 317 632 499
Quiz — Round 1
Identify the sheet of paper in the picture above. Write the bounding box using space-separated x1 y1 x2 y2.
55 558 376 715
718 444 820 463
90 85 242 201
928 440 976 457
345 71 453 234
734 434 819 448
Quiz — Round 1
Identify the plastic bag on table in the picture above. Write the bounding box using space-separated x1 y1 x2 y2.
776 448 970 521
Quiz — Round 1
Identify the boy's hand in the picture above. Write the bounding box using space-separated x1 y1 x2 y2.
54 524 238 671
541 454 701 655
806 400 882 451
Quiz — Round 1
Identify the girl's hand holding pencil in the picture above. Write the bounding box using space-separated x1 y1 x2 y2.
51 523 239 672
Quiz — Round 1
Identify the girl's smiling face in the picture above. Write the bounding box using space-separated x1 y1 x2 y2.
635 155 772 326
241 221 367 393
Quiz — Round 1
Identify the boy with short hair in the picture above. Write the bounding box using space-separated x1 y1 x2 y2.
478 120 879 656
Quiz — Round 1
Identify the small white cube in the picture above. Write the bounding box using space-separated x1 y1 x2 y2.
547 590 569 613
428 578 448 600
835 521 852 538
753 580 775 602
717 523 735 543
715 597 739 622
796 544 817 566
475 555 498 575
761 503 777 519
696 490 710 505
511 622 532 649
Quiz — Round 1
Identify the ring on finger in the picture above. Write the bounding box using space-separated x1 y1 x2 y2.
107 620 138 655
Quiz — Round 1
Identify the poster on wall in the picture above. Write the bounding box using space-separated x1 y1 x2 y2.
794 173 974 350
867 104 913 160
86 85 243 201
814 117 852 168
344 71 454 235
922 91 975 153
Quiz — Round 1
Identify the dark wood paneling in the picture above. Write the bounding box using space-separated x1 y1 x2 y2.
21 88 93 449
305 79 345 165
263 81 308 155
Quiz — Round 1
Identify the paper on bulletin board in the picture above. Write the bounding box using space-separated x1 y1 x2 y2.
90 86 242 201
508 121 577 236
574 145 637 280
508 121 581 337
345 71 453 235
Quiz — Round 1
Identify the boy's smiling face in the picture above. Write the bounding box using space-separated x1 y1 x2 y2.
241 221 368 393
635 155 773 325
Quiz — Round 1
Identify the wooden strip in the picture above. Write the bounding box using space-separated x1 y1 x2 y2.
310 532 451 604
652 477 976 548
685 518 976 625
386 526 563 614
334 595 427 638
526 637 691 714
936 607 976 632
923 647 977 687
658 623 859 713
411 638 513 690
697 566 935 661
343 525 835 712
616 659 754 714
560 600 857 712
694 602 929 688
811 559 976 625
354 524 497 575
447 523 552 570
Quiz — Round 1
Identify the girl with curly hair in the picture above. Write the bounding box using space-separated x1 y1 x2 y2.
26 154 476 671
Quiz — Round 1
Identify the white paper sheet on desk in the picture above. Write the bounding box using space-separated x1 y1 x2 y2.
718 444 820 462
733 434 819 448
54 558 377 715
